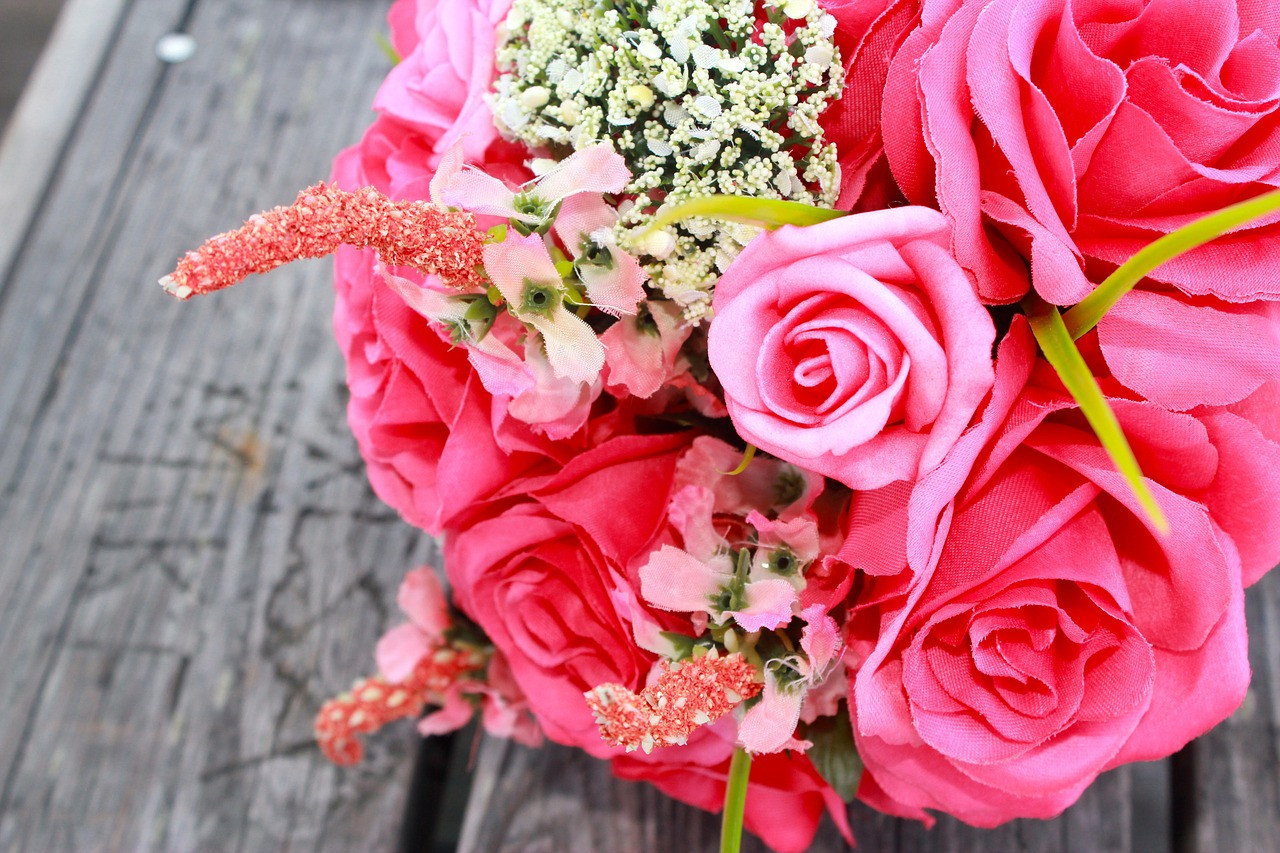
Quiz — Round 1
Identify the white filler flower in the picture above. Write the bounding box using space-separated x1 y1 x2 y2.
492 0 844 321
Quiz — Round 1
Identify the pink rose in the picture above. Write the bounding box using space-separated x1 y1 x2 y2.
884 0 1280 304
844 320 1262 825
708 208 996 490
374 0 512 164
612 724 851 853
444 434 691 755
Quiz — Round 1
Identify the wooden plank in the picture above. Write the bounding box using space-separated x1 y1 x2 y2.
0 0 69 133
457 736 1139 852
1177 569 1280 853
0 0 434 848
0 0 127 286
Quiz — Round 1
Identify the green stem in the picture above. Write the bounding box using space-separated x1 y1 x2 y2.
721 747 752 853
1026 297 1169 533
720 444 757 476
643 195 845 236
1062 187 1280 339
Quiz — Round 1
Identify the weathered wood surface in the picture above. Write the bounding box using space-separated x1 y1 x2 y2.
0 0 436 849
1 0 1278 850
0 0 123 287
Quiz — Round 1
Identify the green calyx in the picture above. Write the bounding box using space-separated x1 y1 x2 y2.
520 278 563 317
510 192 561 236
761 545 800 577
444 295 499 345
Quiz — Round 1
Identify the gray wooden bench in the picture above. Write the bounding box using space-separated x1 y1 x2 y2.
0 1 1275 850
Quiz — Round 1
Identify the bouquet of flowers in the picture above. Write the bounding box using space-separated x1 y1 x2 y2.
162 0 1280 849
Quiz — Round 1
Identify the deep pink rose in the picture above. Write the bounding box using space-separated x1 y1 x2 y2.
613 731 851 853
819 0 919 209
843 320 1264 825
884 0 1280 304
373 0 512 164
708 208 996 490
333 241 571 534
331 117 557 534
444 434 691 755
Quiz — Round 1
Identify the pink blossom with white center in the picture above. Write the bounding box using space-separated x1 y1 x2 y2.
379 266 598 437
737 605 845 755
747 510 821 590
504 335 600 439
482 233 606 385
376 566 451 682
360 567 485 756
637 544 798 635
434 142 630 232
600 300 692 399
673 437 825 523
737 667 811 755
554 194 647 317
475 651 543 748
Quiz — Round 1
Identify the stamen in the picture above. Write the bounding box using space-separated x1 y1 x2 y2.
584 652 761 753
161 183 485 299
314 644 487 766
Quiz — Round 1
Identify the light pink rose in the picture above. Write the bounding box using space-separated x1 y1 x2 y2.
443 434 692 755
844 320 1267 825
374 0 512 164
708 208 996 491
884 0 1280 304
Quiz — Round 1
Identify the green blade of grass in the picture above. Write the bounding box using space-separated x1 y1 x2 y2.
1063 187 1280 339
374 32 400 65
644 195 846 235
1027 298 1170 534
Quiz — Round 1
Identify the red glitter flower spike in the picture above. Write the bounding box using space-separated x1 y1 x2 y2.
314 644 488 766
584 651 762 754
160 183 485 300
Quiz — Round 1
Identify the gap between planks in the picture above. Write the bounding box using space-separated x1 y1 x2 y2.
0 0 130 287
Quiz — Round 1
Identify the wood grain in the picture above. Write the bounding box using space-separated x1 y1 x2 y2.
1 0 1277 849
0 0 123 288
0 0 431 849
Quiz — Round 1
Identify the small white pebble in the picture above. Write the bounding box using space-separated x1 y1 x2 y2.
155 33 197 64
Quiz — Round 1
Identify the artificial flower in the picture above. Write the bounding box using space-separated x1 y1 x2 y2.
709 207 997 490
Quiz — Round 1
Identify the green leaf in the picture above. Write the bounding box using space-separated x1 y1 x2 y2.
718 444 757 476
643 195 846 235
1026 298 1170 533
1062 187 1280 339
374 32 400 65
805 706 863 802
